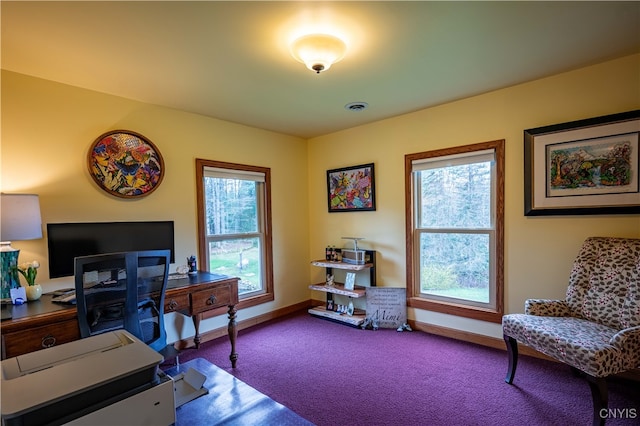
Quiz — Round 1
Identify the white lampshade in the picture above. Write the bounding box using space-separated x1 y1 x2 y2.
1 193 43 242
290 33 347 74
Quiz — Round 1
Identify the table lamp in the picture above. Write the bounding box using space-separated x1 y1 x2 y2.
1 194 42 299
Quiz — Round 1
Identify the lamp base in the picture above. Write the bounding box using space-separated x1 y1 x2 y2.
1 243 20 300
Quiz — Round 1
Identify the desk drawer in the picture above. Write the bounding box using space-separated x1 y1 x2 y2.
3 319 80 359
165 293 189 313
191 285 232 314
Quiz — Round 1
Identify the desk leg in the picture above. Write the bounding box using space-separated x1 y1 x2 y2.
228 304 238 368
192 313 202 349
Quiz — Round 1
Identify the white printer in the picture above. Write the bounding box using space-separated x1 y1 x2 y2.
1 330 175 426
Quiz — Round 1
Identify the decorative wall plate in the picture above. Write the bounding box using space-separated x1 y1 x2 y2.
88 130 165 198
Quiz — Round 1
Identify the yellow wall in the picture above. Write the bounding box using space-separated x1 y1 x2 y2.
2 54 639 342
308 54 640 338
1 71 310 341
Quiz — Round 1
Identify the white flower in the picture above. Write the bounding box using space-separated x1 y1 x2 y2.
17 260 40 286
19 261 39 270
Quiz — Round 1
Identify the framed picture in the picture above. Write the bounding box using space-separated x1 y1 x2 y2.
524 110 640 216
88 130 165 199
344 272 356 290
327 163 376 212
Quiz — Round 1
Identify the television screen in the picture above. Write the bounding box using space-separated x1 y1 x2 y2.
47 221 175 278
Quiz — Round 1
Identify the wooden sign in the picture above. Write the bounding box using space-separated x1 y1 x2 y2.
365 287 407 329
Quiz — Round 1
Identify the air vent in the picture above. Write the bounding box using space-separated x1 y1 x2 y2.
345 102 369 112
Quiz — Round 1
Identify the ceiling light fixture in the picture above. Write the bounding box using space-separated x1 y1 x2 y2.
290 33 346 74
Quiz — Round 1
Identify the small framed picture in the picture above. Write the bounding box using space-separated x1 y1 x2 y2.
327 163 376 212
326 299 334 311
344 272 356 290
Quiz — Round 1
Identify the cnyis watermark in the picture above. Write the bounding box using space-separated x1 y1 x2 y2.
599 408 637 419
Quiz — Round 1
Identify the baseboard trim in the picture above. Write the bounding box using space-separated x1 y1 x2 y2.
179 300 552 361
407 319 556 361
174 300 313 349
175 300 639 382
408 318 640 381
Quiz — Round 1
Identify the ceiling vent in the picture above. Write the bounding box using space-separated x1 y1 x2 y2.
345 102 369 112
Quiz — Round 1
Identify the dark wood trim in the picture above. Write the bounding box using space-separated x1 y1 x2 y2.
186 302 640 382
201 292 275 320
404 139 505 322
407 297 503 323
261 166 274 300
195 159 208 274
494 139 505 316
177 300 313 348
0 306 78 334
408 318 556 361
194 158 274 310
410 318 638 381
404 152 415 314
193 302 547 359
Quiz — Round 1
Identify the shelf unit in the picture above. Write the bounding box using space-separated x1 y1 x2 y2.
308 250 376 327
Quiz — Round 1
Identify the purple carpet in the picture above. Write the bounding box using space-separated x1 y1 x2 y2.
177 310 640 426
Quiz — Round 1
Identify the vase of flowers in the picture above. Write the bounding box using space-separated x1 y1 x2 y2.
17 260 42 301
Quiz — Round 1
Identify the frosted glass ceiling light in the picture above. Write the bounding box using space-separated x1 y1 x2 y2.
290 34 347 74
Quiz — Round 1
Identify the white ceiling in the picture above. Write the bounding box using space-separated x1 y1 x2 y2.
2 1 639 139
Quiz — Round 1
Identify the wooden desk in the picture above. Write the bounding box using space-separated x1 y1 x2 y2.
0 272 239 367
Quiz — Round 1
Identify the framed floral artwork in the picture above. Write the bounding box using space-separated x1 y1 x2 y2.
524 110 639 215
88 130 165 198
327 163 376 212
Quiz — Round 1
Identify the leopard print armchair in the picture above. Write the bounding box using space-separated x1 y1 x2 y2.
502 237 640 426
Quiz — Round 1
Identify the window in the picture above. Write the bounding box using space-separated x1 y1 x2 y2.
405 140 504 323
196 159 274 308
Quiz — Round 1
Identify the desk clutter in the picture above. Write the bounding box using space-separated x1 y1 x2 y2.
50 278 123 304
169 273 189 280
49 273 187 304
50 288 77 304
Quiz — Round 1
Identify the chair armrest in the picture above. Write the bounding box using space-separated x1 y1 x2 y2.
524 299 572 317
610 326 640 350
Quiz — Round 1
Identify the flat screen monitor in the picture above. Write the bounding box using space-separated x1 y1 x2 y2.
47 221 175 278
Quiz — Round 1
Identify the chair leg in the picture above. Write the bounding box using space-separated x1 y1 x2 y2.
570 366 583 377
585 375 607 426
504 334 518 384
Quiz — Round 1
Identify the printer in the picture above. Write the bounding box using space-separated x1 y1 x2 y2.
1 330 175 426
